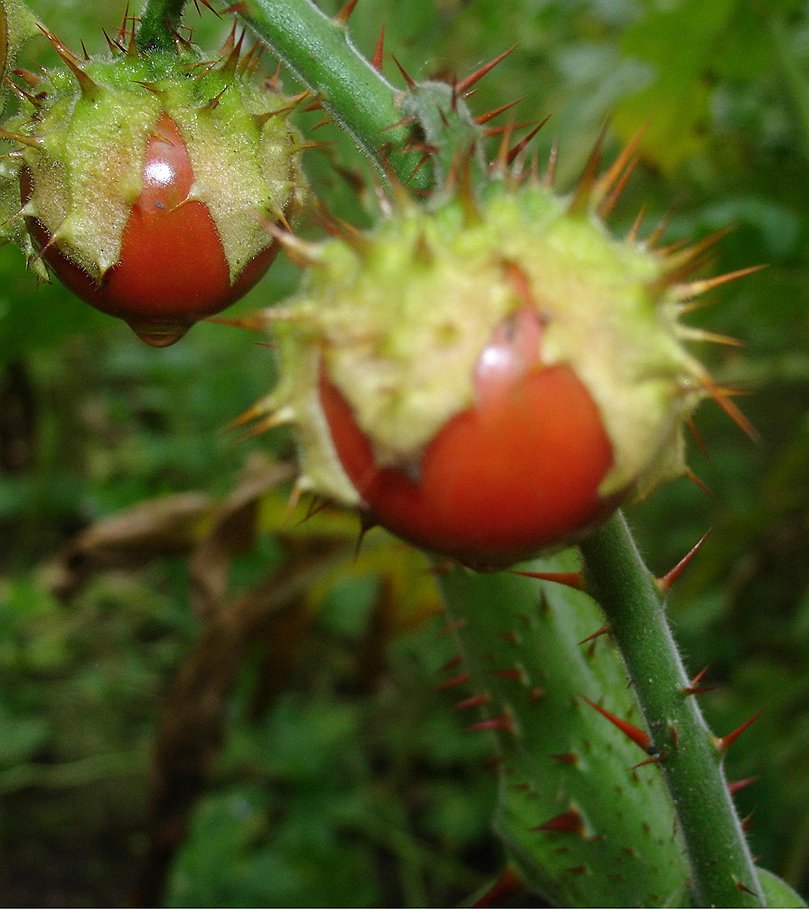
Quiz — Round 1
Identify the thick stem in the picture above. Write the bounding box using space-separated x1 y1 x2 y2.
136 0 187 53
579 511 764 907
235 0 429 187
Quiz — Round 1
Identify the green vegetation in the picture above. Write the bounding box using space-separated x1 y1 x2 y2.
1 0 809 905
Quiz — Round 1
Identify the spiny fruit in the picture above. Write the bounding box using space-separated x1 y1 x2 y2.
243 141 751 568
0 21 304 346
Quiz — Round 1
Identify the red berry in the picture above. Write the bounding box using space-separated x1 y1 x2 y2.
320 307 618 567
22 113 278 346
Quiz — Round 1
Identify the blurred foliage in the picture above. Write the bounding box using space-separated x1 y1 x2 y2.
1 0 809 905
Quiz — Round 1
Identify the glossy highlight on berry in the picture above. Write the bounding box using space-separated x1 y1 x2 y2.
22 113 278 347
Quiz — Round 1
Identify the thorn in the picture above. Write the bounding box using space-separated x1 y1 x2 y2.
4 75 42 108
579 625 609 645
631 752 668 769
102 28 127 54
716 710 763 752
220 28 246 75
692 370 759 444
335 0 360 25
254 91 313 126
658 226 734 287
117 1 131 41
491 667 525 682
595 126 647 219
454 45 518 97
581 697 653 753
677 326 745 348
476 96 524 125
644 208 674 250
511 570 587 592
292 494 333 528
380 114 417 134
656 529 711 594
454 693 491 711
728 776 759 795
682 665 718 696
506 118 549 166
686 417 711 462
471 867 524 908
12 68 44 88
312 204 371 254
551 752 580 767
464 711 516 735
675 264 767 308
735 879 759 897
439 654 463 672
371 25 385 72
37 25 101 97
685 467 715 499
238 40 265 76
135 80 165 97
491 119 517 174
438 618 466 637
391 55 416 89
201 85 229 113
626 206 646 243
0 127 42 149
568 122 609 215
448 148 481 225
741 811 755 833
261 221 323 269
482 119 535 138
437 672 469 691
533 809 586 837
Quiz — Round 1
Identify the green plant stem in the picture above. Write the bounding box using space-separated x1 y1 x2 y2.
235 0 430 187
579 511 764 907
136 0 187 53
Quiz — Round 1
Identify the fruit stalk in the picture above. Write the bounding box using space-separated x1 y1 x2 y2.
579 511 764 907
236 0 431 186
136 0 188 52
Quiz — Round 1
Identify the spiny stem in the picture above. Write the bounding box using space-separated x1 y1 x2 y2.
579 511 764 908
235 0 430 187
136 0 188 53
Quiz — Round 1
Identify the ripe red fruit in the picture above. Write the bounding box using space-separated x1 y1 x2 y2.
22 113 278 347
319 307 617 567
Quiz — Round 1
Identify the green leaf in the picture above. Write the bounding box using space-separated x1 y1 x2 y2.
613 0 741 172
758 867 808 908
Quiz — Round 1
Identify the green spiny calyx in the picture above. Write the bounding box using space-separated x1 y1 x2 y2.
0 18 305 345
248 143 743 566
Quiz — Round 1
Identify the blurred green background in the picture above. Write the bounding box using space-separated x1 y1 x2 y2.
1 0 808 905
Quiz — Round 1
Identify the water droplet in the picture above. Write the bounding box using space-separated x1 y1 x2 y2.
127 320 192 347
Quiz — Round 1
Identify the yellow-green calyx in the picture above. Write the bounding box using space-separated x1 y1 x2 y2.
0 27 304 282
255 170 719 512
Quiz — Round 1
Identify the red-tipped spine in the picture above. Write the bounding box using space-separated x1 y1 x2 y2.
715 710 763 753
657 530 711 594
582 697 653 753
